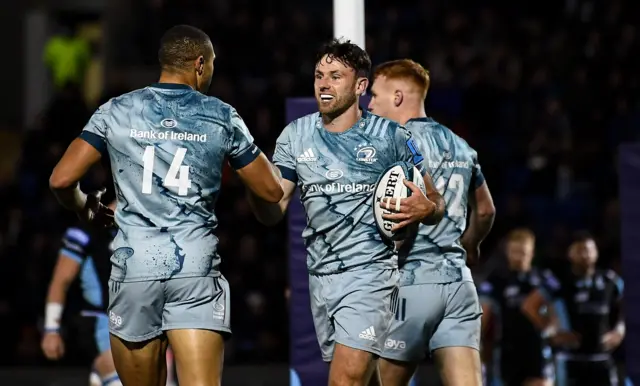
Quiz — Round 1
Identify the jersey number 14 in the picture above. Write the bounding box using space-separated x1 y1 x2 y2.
142 146 192 196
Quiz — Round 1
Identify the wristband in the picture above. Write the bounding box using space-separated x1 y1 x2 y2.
541 325 557 339
45 303 63 331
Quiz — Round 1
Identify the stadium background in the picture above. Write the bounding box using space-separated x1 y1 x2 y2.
0 0 637 385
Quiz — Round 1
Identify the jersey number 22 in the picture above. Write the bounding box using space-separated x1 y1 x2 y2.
142 146 192 196
435 173 465 217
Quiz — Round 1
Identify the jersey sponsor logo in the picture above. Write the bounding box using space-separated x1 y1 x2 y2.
359 326 377 341
429 160 470 169
297 148 317 162
160 118 177 128
325 169 344 180
355 144 377 164
385 338 406 350
302 182 375 194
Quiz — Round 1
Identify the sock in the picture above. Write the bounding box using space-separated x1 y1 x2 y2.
89 371 101 386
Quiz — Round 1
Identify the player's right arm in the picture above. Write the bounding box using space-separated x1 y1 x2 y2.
460 156 495 265
42 227 87 360
246 122 297 226
227 108 284 203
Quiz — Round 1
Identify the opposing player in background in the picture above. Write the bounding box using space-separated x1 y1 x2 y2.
248 40 445 386
49 25 283 386
368 59 495 386
478 229 555 386
522 232 625 386
41 201 178 386
41 201 122 386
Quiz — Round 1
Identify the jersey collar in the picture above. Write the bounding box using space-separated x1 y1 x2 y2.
150 83 193 90
406 116 434 124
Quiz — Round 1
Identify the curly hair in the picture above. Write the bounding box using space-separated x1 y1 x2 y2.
315 38 371 78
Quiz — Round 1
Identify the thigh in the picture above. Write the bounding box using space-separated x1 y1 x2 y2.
381 284 444 363
110 333 168 386
162 276 231 336
331 269 399 359
108 280 164 342
433 346 482 386
166 329 225 386
430 281 482 352
309 274 336 362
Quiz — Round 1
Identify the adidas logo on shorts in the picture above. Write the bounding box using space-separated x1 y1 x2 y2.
358 326 377 341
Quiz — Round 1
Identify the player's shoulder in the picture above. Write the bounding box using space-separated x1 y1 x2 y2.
94 88 148 115
540 268 562 291
601 269 623 285
288 112 321 130
363 111 405 138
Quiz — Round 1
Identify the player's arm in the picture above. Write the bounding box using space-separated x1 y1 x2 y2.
246 123 297 226
602 273 625 350
460 156 495 256
50 105 111 216
227 108 284 203
44 227 89 333
50 138 102 212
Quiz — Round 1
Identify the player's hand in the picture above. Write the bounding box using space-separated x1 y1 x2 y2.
41 332 65 360
77 188 114 227
601 330 623 351
380 179 436 232
548 331 581 349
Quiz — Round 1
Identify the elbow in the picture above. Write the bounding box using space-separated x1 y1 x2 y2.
261 185 284 204
477 201 496 221
49 170 76 191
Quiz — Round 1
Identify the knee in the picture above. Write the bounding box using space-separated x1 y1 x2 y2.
330 346 375 386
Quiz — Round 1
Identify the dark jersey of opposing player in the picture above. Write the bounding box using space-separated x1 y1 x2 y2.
539 269 623 355
402 117 485 285
479 269 556 357
79 83 260 282
59 226 115 313
273 111 425 274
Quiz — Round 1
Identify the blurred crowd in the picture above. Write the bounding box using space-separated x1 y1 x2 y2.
0 0 637 373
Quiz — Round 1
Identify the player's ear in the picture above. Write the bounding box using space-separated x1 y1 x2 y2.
394 90 403 107
195 56 205 75
355 77 369 97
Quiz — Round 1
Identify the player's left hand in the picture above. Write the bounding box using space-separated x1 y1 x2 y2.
601 330 623 351
380 179 436 232
77 188 115 227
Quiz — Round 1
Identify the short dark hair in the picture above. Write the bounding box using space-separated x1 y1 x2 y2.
570 230 595 248
315 38 371 78
158 25 213 72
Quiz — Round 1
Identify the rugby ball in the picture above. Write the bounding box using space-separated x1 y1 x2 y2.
373 161 427 241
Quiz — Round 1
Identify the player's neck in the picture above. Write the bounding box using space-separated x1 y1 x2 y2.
322 103 362 133
157 72 196 90
398 104 427 126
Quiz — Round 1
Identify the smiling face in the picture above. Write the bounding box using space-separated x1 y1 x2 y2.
314 54 367 118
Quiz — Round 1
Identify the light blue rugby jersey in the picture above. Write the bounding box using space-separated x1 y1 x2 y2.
79 83 260 282
400 117 485 285
273 110 426 275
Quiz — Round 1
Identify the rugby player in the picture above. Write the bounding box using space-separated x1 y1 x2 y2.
248 40 445 386
479 229 555 386
368 59 496 386
522 232 625 386
49 24 283 386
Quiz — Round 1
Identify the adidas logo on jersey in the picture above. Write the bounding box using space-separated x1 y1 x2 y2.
358 326 377 341
297 148 317 162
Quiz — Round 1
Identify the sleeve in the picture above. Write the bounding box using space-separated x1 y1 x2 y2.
394 126 427 176
608 271 624 303
79 103 109 156
470 151 486 190
59 227 91 264
227 107 261 170
538 269 562 301
272 123 297 183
